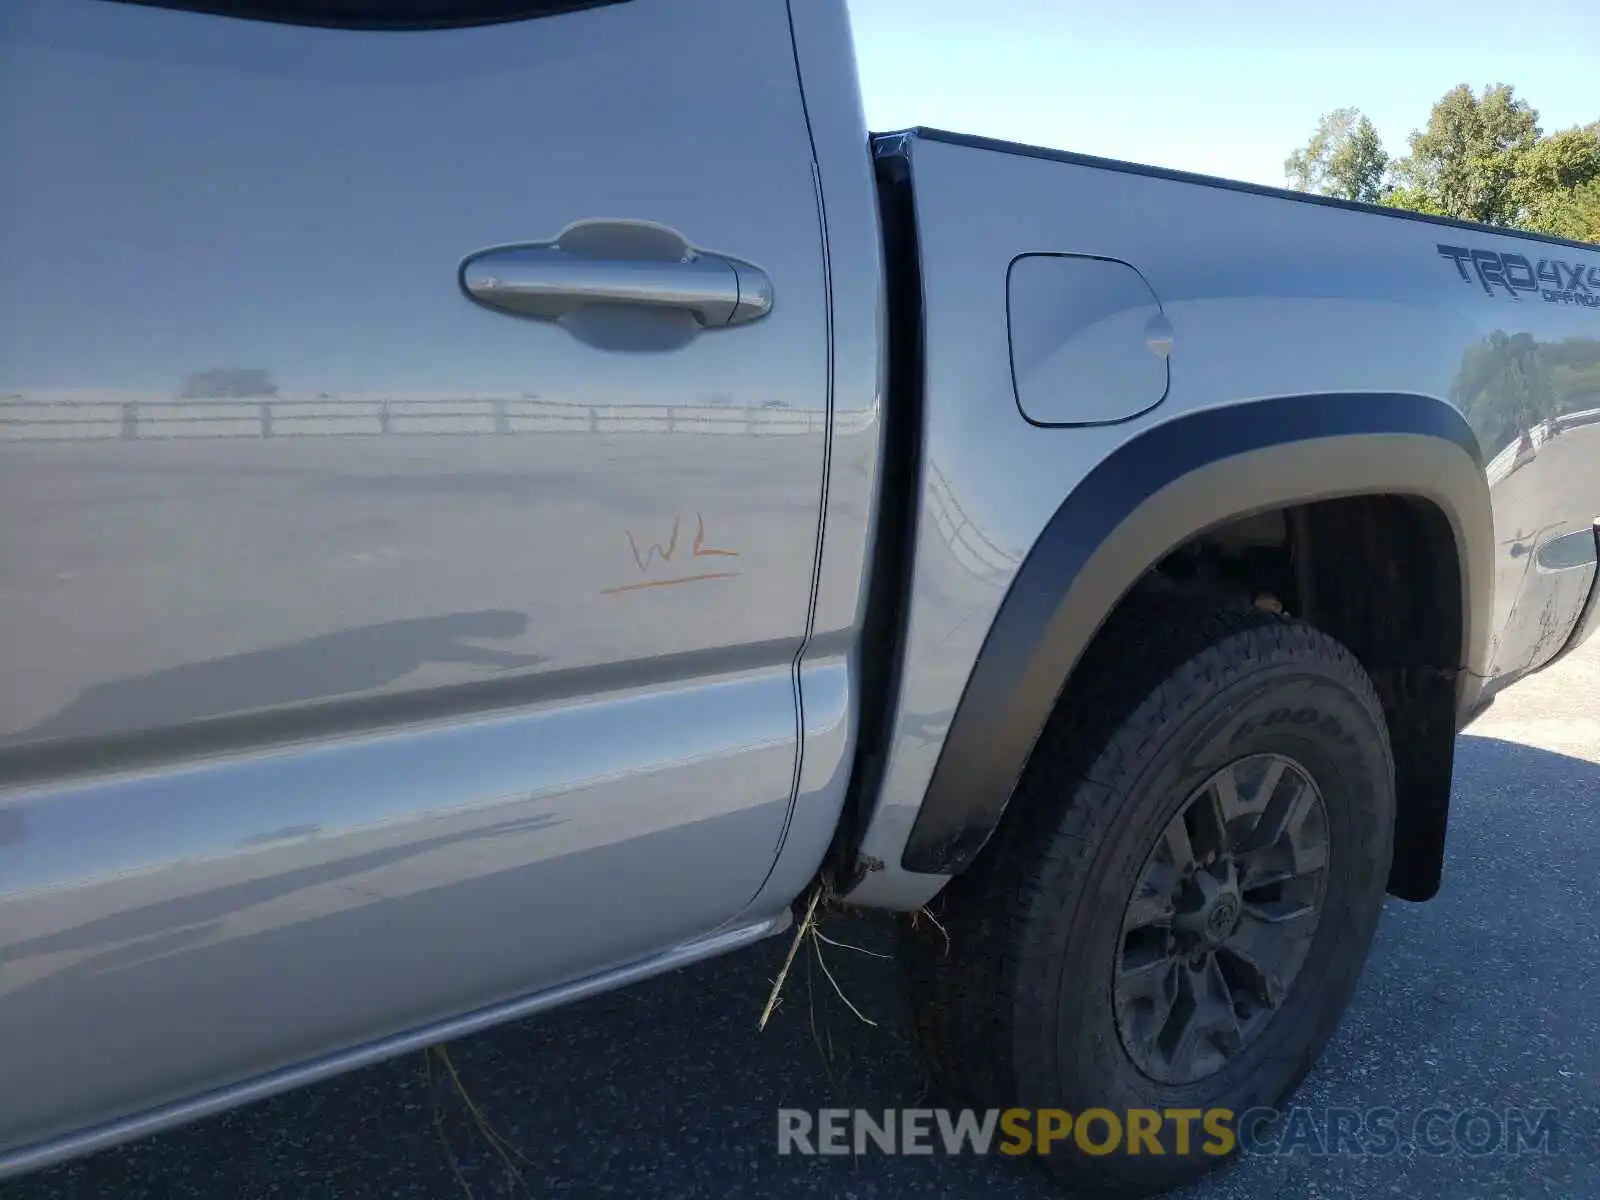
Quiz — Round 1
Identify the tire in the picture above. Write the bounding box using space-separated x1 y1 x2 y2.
899 606 1395 1196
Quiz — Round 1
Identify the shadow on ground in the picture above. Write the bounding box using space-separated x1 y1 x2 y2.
5 734 1597 1200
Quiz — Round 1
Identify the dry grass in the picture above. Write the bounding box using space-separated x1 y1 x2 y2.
420 873 955 1197
759 877 946 1035
425 1044 536 1200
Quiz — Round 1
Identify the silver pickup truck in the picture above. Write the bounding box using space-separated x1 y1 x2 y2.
3 0 1599 1193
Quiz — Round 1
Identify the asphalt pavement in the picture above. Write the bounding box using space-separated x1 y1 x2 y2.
6 640 1600 1200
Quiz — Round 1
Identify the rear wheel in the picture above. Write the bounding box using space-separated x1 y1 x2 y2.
899 608 1394 1195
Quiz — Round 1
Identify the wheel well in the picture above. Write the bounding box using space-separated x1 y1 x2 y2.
1126 495 1462 900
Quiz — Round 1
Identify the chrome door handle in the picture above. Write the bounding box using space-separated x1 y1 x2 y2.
461 244 773 327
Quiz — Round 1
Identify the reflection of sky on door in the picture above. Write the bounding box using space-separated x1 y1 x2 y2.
848 0 1598 189
0 1 822 405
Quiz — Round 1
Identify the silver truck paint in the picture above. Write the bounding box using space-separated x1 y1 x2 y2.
1 0 1596 1174
844 130 1599 906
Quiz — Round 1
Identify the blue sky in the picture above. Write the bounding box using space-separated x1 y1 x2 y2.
846 0 1599 188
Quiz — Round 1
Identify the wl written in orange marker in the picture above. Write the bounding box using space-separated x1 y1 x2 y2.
601 511 741 595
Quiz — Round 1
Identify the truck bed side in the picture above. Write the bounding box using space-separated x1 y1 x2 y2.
843 128 1600 908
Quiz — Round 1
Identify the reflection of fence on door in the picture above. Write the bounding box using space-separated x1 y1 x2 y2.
0 396 872 442
924 462 1020 584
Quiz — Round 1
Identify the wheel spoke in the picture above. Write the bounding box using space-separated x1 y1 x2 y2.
1116 951 1180 1058
1241 895 1317 925
1213 763 1245 822
1160 956 1243 1078
1161 811 1198 874
1217 938 1285 1012
1222 904 1316 1014
1248 756 1289 816
1284 800 1329 873
1288 832 1328 876
1239 836 1327 891
1240 770 1311 852
1237 770 1328 886
1155 967 1203 1075
1123 881 1176 932
1199 956 1246 1057
1119 946 1177 999
1187 783 1230 862
1226 755 1287 825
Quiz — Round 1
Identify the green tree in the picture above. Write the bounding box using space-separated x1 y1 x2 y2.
1541 180 1600 244
1382 184 1447 217
1284 107 1390 202
1391 84 1541 224
1513 123 1600 242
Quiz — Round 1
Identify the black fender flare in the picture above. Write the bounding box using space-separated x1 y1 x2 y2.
900 392 1491 876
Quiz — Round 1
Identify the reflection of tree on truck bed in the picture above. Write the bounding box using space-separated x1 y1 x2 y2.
1452 331 1600 460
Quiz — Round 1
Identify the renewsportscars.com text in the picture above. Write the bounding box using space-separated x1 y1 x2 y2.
777 1106 1560 1158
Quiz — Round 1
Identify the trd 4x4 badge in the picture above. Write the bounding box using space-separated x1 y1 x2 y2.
1438 243 1600 309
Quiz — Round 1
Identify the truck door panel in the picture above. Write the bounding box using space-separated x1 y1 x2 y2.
0 0 825 1153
